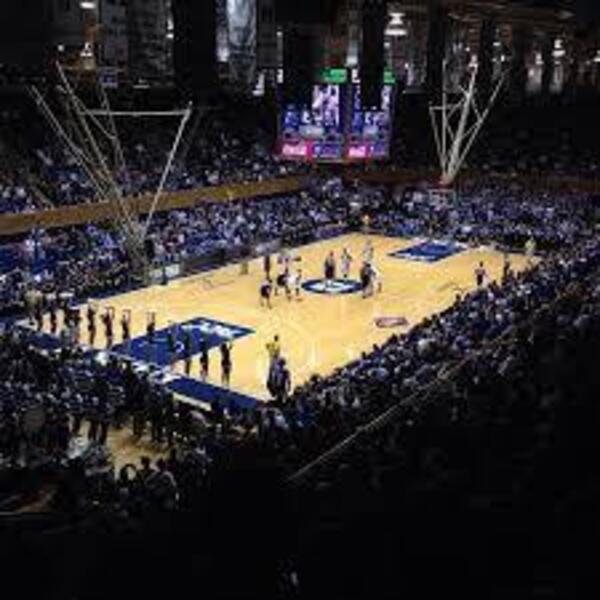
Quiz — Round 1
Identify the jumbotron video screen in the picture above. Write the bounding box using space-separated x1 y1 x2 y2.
279 69 396 162
280 84 346 160
347 85 393 160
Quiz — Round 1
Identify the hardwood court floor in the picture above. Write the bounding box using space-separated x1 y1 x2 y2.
63 234 531 403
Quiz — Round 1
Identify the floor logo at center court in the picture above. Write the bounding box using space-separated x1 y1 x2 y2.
302 279 363 295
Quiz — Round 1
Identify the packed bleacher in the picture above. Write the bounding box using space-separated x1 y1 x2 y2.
0 189 349 317
3 88 600 597
391 95 600 181
0 93 307 213
3 95 600 217
1 176 599 597
293 253 600 598
1 179 598 493
2 179 597 319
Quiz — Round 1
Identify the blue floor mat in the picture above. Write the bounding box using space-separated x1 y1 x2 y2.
19 325 262 411
389 240 464 263
112 316 255 367
166 377 259 411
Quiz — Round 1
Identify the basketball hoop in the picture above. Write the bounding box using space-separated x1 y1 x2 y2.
429 59 506 187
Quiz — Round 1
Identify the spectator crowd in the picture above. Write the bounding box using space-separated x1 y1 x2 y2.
0 177 598 518
2 93 600 598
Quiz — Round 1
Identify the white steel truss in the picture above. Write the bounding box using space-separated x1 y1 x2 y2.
429 59 505 187
30 62 192 278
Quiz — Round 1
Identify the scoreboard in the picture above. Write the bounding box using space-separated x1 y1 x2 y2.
279 68 396 162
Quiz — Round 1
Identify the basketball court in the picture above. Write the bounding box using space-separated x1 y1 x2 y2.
34 233 531 406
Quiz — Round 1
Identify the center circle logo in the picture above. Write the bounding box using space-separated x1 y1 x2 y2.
302 278 363 295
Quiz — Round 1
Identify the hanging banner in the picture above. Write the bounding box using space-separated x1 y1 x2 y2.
100 0 128 68
257 0 277 69
227 0 257 86
99 67 119 89
127 0 169 82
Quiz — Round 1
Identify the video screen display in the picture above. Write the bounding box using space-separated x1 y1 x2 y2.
346 85 393 160
278 71 396 162
280 84 345 160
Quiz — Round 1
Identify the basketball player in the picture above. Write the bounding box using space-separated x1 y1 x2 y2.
340 248 353 280
87 304 97 346
121 310 131 352
101 308 114 349
220 341 233 387
370 262 382 294
260 277 273 308
360 262 372 299
263 253 272 279
275 268 288 297
292 268 303 299
362 239 374 264
199 336 209 381
324 251 336 288
284 268 294 301
475 261 487 288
